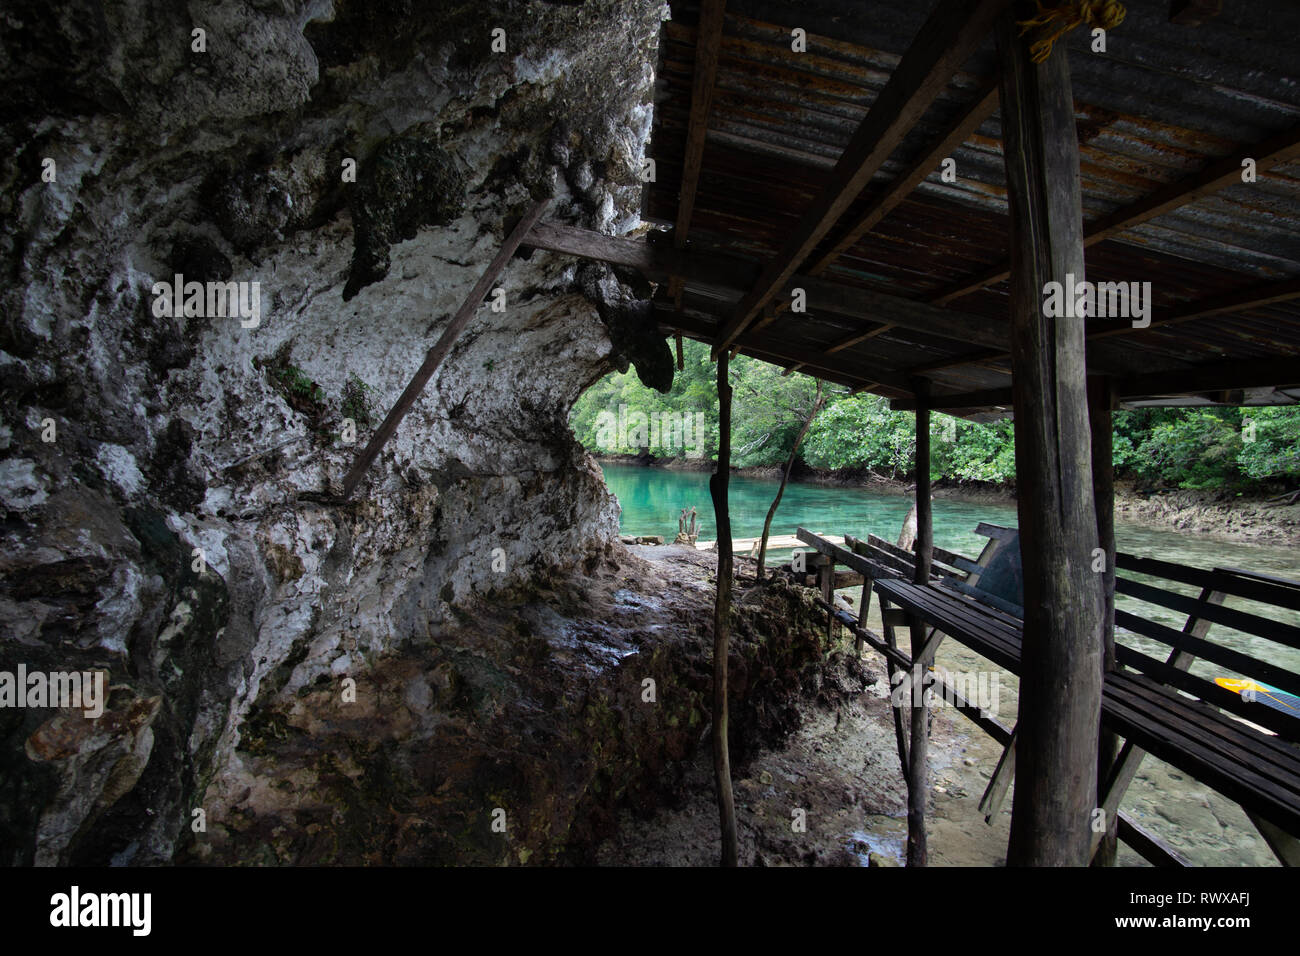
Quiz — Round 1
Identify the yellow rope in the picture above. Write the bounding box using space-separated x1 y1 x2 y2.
1017 0 1126 63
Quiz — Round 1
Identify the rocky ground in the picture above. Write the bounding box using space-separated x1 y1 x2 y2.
185 543 833 865
598 588 1284 868
1112 486 1300 546
0 0 688 866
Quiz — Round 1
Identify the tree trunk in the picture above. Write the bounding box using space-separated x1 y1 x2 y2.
710 352 739 867
757 380 824 579
998 7 1104 867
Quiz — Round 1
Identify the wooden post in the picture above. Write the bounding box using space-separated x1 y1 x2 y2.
906 377 933 866
1089 375 1119 866
997 8 1104 867
912 379 934 584
818 554 836 641
341 200 549 498
709 351 739 867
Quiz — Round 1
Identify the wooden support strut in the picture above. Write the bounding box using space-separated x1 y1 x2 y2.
340 199 549 499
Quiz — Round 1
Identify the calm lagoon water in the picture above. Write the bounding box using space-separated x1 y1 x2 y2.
600 462 1300 678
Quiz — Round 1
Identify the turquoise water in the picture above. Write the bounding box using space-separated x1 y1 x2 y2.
600 462 1298 574
600 462 1300 678
602 462 1016 559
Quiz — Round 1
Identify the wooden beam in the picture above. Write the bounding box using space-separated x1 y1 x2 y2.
711 0 1011 357
675 0 727 248
797 527 891 581
1088 275 1300 341
525 220 661 273
1115 355 1300 398
825 323 895 355
932 122 1300 305
665 319 868 394
892 385 1013 410
1085 123 1300 245
910 274 1300 377
1116 813 1191 867
789 274 1012 348
661 306 913 391
996 12 1103 868
750 300 782 334
341 199 548 498
807 77 1001 275
898 348 1300 408
524 220 1015 349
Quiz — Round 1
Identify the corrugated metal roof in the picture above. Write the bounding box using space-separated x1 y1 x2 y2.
645 0 1300 410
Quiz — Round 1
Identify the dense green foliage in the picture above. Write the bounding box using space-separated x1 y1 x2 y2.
570 340 1300 490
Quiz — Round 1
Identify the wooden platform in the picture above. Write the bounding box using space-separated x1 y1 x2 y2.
801 526 1300 865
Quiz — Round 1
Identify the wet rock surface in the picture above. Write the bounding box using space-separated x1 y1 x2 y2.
189 546 832 865
0 0 686 864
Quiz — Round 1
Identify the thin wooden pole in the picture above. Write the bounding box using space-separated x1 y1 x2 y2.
997 8 1104 867
1089 375 1119 866
912 380 934 584
757 381 824 579
710 351 739 867
340 199 549 498
906 377 933 866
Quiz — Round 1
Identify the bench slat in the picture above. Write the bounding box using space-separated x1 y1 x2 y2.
850 528 1300 841
875 579 1022 673
930 544 974 577
939 576 1025 618
1214 567 1300 613
1102 690 1300 835
1105 681 1300 808
1118 553 1300 613
859 533 953 580
1117 575 1300 651
1108 672 1300 780
1115 609 1300 699
1115 644 1300 744
796 528 889 581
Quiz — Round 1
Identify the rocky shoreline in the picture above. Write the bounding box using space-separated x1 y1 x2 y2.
596 455 1300 546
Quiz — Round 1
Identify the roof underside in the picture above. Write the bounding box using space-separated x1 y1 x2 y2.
644 0 1300 416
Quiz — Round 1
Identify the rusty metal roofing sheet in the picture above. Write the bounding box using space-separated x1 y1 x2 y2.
645 0 1300 405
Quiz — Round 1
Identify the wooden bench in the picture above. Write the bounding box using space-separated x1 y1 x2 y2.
1097 556 1300 863
799 525 1300 865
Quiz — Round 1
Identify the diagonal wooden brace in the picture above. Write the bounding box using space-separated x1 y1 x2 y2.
341 199 549 498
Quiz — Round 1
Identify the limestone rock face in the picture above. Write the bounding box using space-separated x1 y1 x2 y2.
0 0 690 864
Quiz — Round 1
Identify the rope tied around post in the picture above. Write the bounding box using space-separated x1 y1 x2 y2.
1017 0 1126 63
